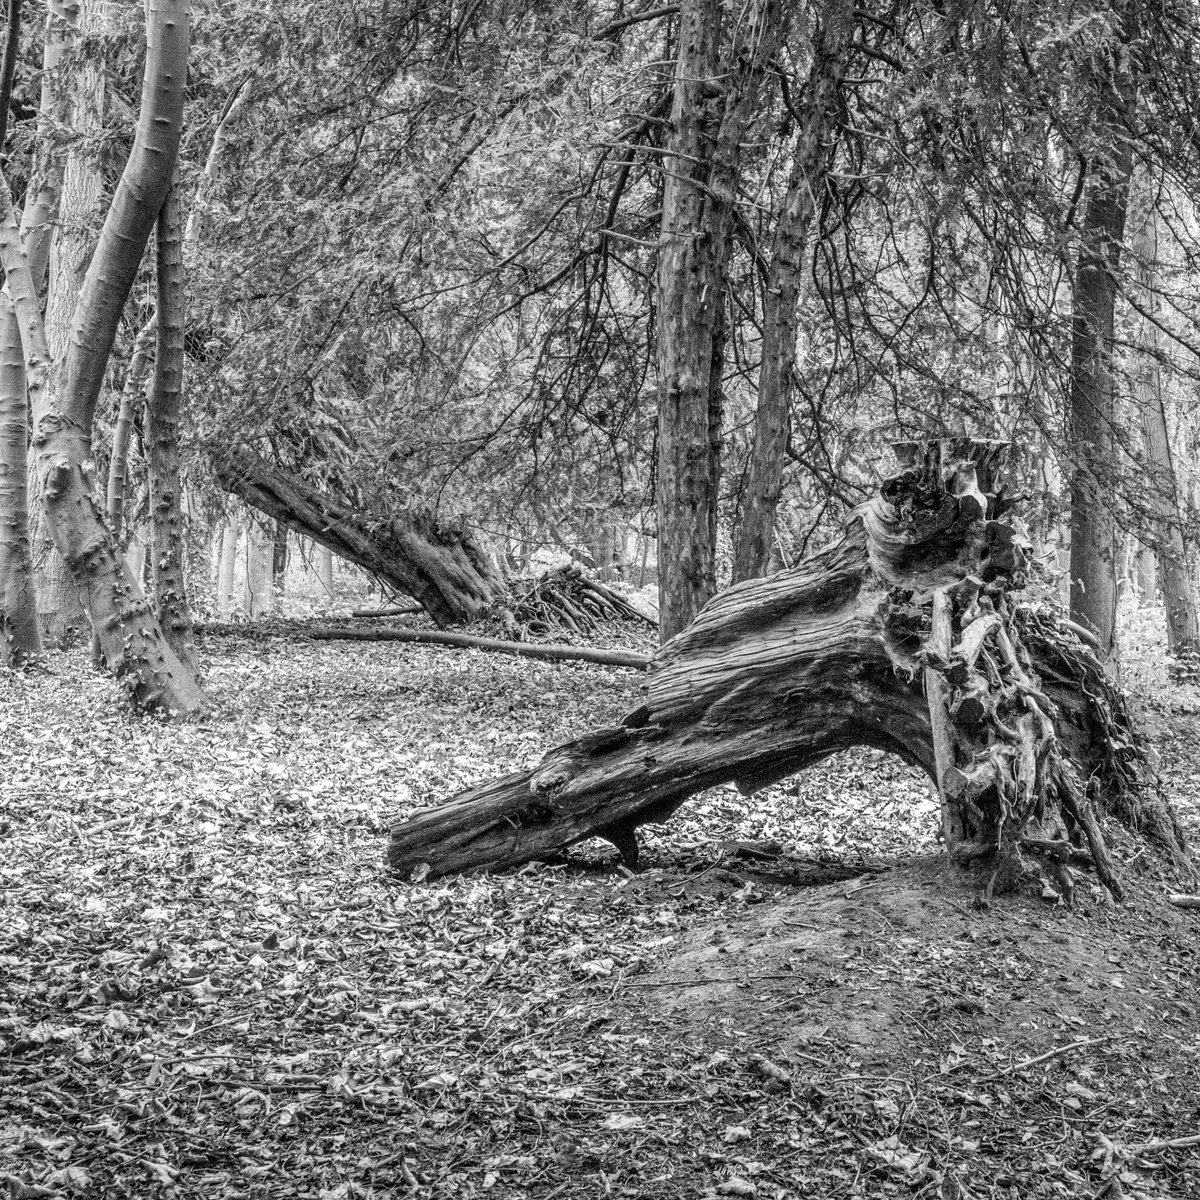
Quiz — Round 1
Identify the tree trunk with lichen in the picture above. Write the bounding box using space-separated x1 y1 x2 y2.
389 440 1188 898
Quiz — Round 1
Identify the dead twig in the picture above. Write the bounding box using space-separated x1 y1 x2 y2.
973 1036 1107 1084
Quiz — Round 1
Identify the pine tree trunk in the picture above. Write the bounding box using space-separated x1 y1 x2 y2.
144 170 195 666
1067 0 1137 664
733 0 850 583
216 520 238 616
656 0 781 641
216 449 506 626
0 296 40 662
1132 204 1199 671
389 440 1187 895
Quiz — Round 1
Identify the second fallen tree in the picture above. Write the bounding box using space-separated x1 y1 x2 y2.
388 439 1189 897
216 449 652 636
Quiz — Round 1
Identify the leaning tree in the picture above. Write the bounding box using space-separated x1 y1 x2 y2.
389 440 1189 899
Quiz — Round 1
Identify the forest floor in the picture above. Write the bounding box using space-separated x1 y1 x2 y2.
2 602 1200 1200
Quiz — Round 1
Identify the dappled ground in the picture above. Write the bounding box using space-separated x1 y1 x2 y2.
1 603 1199 1199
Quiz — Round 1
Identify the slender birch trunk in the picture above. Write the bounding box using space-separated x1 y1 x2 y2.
1067 0 1137 666
732 2 850 583
144 169 194 665
1135 545 1156 598
1133 204 1199 667
216 520 238 616
656 0 781 640
317 543 334 598
0 0 34 664
0 294 39 661
244 519 273 617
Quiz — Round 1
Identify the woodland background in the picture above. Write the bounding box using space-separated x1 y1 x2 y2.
0 0 1198 686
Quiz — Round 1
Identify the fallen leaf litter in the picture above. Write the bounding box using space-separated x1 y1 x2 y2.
1 626 1198 1198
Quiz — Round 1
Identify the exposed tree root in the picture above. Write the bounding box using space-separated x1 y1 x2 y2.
501 565 657 640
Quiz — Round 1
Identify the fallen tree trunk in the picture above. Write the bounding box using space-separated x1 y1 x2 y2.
216 451 655 637
215 448 507 626
304 625 650 669
388 439 1189 897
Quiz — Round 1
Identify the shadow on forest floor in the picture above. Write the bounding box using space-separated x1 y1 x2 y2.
0 615 1198 1198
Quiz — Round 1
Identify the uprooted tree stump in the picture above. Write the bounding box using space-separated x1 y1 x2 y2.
388 440 1190 898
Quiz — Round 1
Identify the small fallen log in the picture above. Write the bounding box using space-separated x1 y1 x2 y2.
305 625 651 669
351 603 425 618
388 440 1190 895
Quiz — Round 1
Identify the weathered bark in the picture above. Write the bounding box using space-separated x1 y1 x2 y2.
733 0 850 583
22 0 205 713
389 440 1187 896
656 0 781 641
1067 0 1138 664
0 295 39 662
1132 205 1199 672
216 448 506 627
145 170 194 665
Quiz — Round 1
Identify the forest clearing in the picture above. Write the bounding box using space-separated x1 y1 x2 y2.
2 602 1199 1199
